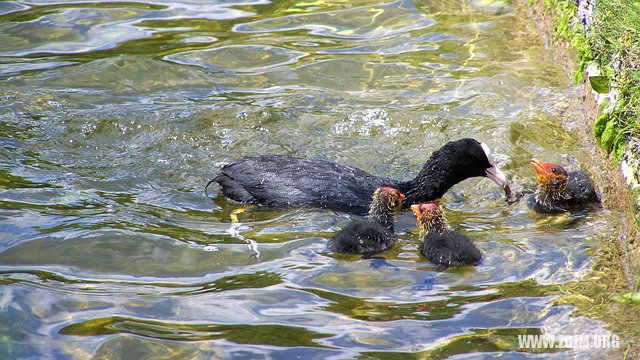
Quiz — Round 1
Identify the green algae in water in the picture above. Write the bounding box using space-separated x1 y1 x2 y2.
60 317 333 347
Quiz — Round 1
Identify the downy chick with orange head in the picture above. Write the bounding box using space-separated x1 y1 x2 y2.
411 202 482 269
329 187 404 256
530 159 599 213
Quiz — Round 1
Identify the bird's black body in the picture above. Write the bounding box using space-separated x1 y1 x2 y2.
530 170 599 213
213 155 390 214
328 221 395 256
421 230 483 269
209 138 506 215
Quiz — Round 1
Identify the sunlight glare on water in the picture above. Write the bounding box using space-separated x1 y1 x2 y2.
0 0 618 358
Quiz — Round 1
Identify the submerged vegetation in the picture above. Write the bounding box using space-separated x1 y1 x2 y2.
555 235 640 357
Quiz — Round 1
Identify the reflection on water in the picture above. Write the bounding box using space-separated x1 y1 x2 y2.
0 0 617 358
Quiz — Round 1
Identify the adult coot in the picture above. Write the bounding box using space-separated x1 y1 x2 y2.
530 158 599 213
328 187 403 255
411 202 482 269
207 138 510 214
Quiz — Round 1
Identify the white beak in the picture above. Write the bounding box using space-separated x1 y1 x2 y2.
485 164 511 197
480 142 511 197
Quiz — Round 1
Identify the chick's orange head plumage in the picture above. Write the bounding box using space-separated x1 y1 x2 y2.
410 202 438 216
410 202 441 222
374 186 404 210
531 159 568 187
411 202 446 232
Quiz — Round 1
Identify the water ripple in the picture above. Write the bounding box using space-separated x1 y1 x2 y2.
233 0 436 39
165 44 308 72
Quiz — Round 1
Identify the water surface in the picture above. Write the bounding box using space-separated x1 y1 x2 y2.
0 0 617 358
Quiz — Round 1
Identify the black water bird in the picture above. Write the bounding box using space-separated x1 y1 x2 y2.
411 202 483 269
529 158 599 213
206 138 511 214
328 187 403 256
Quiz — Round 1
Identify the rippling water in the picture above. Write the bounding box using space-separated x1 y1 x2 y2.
0 0 619 358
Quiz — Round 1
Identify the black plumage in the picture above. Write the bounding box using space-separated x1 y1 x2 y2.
421 230 483 269
328 187 403 256
207 138 510 214
529 159 599 213
411 202 482 269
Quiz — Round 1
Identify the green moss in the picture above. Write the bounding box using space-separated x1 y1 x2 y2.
536 0 640 166
595 110 627 159
599 119 620 151
634 188 640 215
590 0 640 142
612 136 627 162
538 0 640 157
539 0 593 83
594 113 610 139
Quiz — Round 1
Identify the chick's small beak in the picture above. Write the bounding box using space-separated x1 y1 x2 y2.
410 204 420 215
530 158 546 175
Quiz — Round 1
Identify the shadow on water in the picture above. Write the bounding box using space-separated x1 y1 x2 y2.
0 0 626 358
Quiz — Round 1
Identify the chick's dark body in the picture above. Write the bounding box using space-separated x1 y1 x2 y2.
530 170 599 213
421 230 483 268
328 221 395 255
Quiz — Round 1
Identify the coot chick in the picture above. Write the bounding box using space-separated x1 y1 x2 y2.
328 187 404 256
208 138 510 214
530 158 599 213
411 202 483 269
